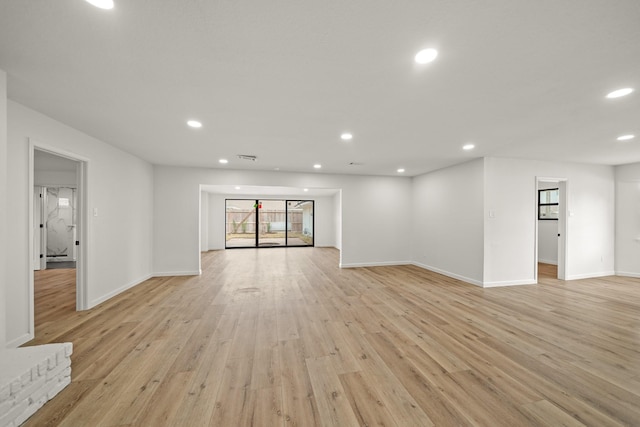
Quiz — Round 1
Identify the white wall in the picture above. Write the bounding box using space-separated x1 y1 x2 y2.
0 70 7 347
484 157 615 285
411 159 485 285
154 166 412 275
615 162 640 277
34 170 76 187
203 193 336 250
537 220 558 264
6 101 154 347
207 193 225 251
334 191 342 251
313 196 334 247
537 182 559 265
200 190 208 252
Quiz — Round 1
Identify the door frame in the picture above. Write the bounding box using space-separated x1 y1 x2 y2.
29 140 90 339
224 198 315 249
286 200 315 247
33 185 47 271
534 177 568 281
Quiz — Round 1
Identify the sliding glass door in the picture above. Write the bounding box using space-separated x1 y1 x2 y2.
286 200 314 246
225 199 257 248
225 199 314 248
258 200 286 247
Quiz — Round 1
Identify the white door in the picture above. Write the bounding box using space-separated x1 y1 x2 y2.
557 181 567 280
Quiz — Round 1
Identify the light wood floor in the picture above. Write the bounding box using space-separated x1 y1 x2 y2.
24 248 640 426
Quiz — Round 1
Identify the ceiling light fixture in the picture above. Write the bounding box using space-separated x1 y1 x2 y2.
606 88 634 99
341 132 353 141
397 168 405 173
617 134 635 141
235 186 241 190
237 154 257 161
304 188 309 192
463 144 475 150
313 164 322 169
85 0 114 9
414 48 438 64
219 159 228 164
187 120 202 128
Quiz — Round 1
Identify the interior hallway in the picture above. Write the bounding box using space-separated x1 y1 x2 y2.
24 248 640 426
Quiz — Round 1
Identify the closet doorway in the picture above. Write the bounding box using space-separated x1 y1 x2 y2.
29 142 89 342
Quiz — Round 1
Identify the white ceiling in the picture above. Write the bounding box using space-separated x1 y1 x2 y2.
1 1 639 177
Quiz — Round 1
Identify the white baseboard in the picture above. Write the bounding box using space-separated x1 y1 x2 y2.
411 262 484 287
616 271 640 278
565 271 615 280
482 279 537 288
88 273 153 309
538 259 558 265
153 270 201 277
340 260 411 268
6 332 33 349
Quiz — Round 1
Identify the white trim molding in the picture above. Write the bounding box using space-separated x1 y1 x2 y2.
340 261 411 268
411 262 484 287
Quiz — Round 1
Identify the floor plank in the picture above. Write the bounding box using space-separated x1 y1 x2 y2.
21 248 640 426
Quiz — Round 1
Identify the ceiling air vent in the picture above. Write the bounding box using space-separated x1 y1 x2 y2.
237 155 257 162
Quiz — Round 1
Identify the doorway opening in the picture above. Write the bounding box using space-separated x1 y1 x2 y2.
535 178 567 281
225 199 314 248
29 142 88 341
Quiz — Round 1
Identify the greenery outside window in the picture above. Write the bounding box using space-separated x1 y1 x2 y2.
538 188 559 220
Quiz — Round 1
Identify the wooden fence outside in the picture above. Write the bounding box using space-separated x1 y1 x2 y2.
226 209 303 234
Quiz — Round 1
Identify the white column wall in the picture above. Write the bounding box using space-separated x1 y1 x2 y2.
154 166 412 275
0 70 7 347
6 101 154 347
207 194 225 251
484 157 615 285
334 191 342 251
411 159 485 286
615 162 640 277
200 190 208 252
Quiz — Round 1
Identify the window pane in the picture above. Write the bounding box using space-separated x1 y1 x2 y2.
539 205 559 220
226 199 257 247
258 200 286 247
549 189 559 204
287 200 314 246
539 191 549 204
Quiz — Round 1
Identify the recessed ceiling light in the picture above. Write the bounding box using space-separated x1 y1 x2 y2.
235 186 241 190
187 120 202 128
606 88 634 99
463 144 475 150
313 164 322 169
341 132 353 141
414 48 438 64
219 159 228 164
617 134 635 141
85 0 114 9
397 168 405 173
303 188 309 192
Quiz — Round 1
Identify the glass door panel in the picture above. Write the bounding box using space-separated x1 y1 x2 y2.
225 199 257 248
258 200 286 247
286 200 314 246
